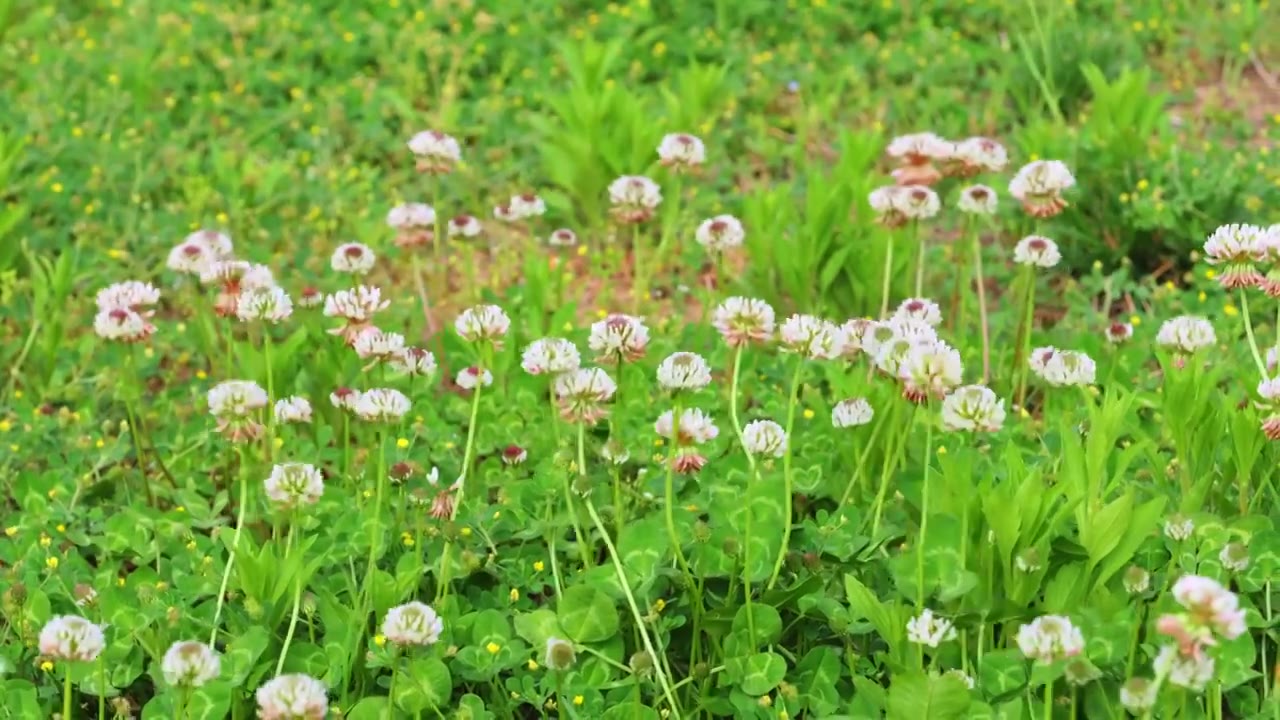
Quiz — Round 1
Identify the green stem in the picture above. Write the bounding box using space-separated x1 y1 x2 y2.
663 400 694 580
916 411 933 610
1015 266 1036 409
276 576 303 676
436 375 485 603
972 222 992 384
582 496 682 717
870 404 914 536
263 330 275 463
566 425 592 569
1240 289 1268 378
63 666 72 720
386 649 400 720
1044 679 1053 720
766 357 805 591
631 223 645 314
880 233 895 318
743 465 759 646
726 346 755 473
209 447 249 647
123 350 156 508
912 220 926 298
832 417 884 520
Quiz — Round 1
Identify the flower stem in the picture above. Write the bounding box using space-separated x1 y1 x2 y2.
263 330 275 463
912 220 926 298
631 224 644 314
63 665 72 720
123 349 156 508
726 346 755 474
766 357 805 591
275 576 303 676
916 412 933 610
582 495 682 717
435 377 485 603
1014 266 1036 409
879 234 895 318
566 425 593 569
832 418 884 521
386 649 400 719
663 400 693 580
1043 679 1053 720
1240 289 1267 378
209 446 249 647
972 223 992 384
743 465 759 646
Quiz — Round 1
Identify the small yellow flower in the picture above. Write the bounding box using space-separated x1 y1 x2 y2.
374 635 386 647
273 437 284 449
402 534 415 548
460 527 472 537
577 245 588 257
1205 269 1217 280
39 535 51 548
573 696 584 706
527 659 538 670
397 438 409 449
936 446 947 455
1225 304 1239 317
196 370 207 380
1198 291 1207 302
1130 315 1141 326
3 527 16 537
175 506 186 513
156 581 168 591
444 441 456 450
509 588 519 602
654 438 664 447
363 489 373 498
0 419 11 432
533 560 545 572
55 524 65 533
486 642 501 654
562 321 574 332
40 661 53 672
654 598 666 613
46 556 58 569
802 408 815 419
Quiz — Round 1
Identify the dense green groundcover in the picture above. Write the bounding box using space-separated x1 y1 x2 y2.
2 1 1280 719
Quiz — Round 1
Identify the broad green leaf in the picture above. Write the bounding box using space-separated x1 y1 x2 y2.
557 585 619 643
395 657 453 712
886 671 971 720
739 652 787 695
731 604 783 648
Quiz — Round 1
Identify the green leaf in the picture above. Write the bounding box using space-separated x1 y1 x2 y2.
221 626 271 685
601 705 661 720
557 585 620 643
1080 493 1133 568
844 573 901 654
395 657 453 712
731 604 783 648
794 647 842 715
886 671 971 720
977 650 1028 701
344 697 391 720
453 694 495 720
739 652 787 695
513 609 563 649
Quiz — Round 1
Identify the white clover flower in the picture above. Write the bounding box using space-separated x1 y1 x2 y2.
1106 322 1134 344
840 318 874 358
352 388 411 422
884 315 939 344
1015 615 1085 664
493 203 518 222
544 636 577 670
601 438 630 465
407 130 461 174
873 338 919 377
1009 160 1075 217
886 132 953 164
331 243 377 275
712 297 775 346
236 286 294 323
1032 349 1096 387
381 601 444 646
905 609 957 648
387 203 436 231
510 193 547 219
274 397 313 424
657 133 706 169
185 229 234 258
951 137 1008 175
255 673 329 720
522 338 582 376
264 463 325 509
1153 645 1214 693
167 239 217 275
1123 566 1151 594
656 352 713 390
893 297 943 327
329 387 361 412
324 286 390 341
554 367 617 424
391 348 437 377
1171 575 1246 640
38 616 106 662
742 419 788 457
353 328 407 362
208 381 269 417
858 321 897 358
956 185 998 214
1163 514 1195 541
96 280 161 312
900 341 964 402
695 215 746 252
1120 678 1157 714
456 366 494 391
1013 235 1062 268
608 175 662 223
832 398 874 428
943 669 975 690
455 304 511 345
200 261 276 292
297 287 324 308
655 408 719 444
1203 223 1266 290
940 385 1005 432
869 186 908 227
93 308 155 342
893 185 941 220
1219 542 1249 573
448 214 483 238
1156 316 1216 355
161 640 221 687
588 313 650 362
779 314 847 359
548 228 578 247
